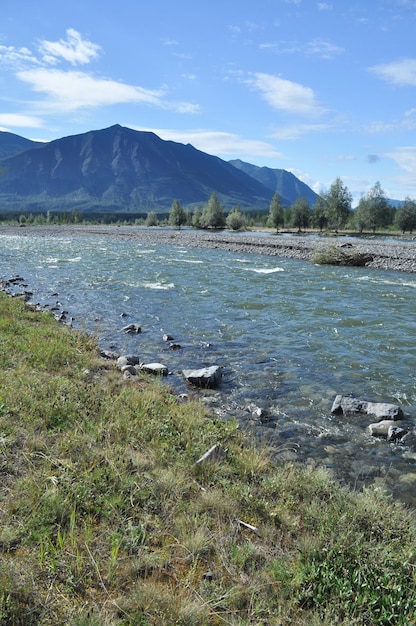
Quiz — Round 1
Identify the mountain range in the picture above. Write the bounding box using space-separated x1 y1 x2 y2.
0 124 318 213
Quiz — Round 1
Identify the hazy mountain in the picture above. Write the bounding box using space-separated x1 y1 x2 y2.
0 131 43 160
388 199 405 208
0 125 320 213
229 159 319 206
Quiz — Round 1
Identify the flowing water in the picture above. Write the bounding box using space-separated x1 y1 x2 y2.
2 230 416 504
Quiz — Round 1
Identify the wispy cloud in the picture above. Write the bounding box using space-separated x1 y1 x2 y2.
385 146 416 196
39 28 100 65
363 108 416 134
317 2 333 9
17 69 165 111
386 146 416 172
260 38 343 59
246 72 327 116
0 45 40 68
0 113 43 127
369 58 416 86
0 29 199 124
17 68 199 114
306 39 343 59
337 154 357 162
271 122 334 139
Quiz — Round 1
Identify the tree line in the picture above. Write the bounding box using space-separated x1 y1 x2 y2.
167 180 416 234
3 178 416 233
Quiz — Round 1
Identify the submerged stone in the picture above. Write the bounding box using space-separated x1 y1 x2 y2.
331 395 403 421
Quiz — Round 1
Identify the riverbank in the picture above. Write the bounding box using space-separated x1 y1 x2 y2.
0 292 415 624
2 224 416 272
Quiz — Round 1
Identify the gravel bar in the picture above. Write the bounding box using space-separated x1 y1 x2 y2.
2 225 416 273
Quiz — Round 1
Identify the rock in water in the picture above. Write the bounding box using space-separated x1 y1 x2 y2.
182 365 222 388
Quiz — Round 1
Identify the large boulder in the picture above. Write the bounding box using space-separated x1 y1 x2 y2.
331 395 403 421
182 365 222 388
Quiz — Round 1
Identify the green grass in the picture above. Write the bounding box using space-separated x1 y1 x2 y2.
0 292 415 625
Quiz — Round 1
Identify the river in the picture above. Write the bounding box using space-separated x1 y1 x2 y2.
1 228 416 505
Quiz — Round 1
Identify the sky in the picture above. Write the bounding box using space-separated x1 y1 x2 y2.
1 1 416 206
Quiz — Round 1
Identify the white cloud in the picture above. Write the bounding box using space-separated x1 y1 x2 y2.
337 154 357 162
365 120 395 133
384 147 416 198
403 108 416 129
0 45 40 68
0 113 43 127
162 39 179 46
38 29 100 66
386 146 416 172
369 58 416 86
1 29 199 120
305 39 343 59
317 2 332 9
247 72 326 115
259 38 343 59
17 69 164 110
16 68 199 114
130 126 285 159
271 122 333 139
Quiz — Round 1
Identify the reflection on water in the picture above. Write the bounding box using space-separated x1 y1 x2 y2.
1 232 416 505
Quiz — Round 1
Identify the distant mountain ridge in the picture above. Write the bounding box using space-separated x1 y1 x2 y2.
229 159 319 206
0 131 43 160
0 125 316 213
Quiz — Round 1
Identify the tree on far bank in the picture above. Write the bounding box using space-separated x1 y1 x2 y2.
168 199 186 229
323 177 352 231
354 182 391 233
191 207 202 228
395 197 416 233
226 204 246 230
268 193 284 231
200 192 226 229
290 197 310 232
311 196 327 232
145 211 158 226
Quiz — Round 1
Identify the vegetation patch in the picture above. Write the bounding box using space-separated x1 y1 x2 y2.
313 244 374 267
0 292 415 624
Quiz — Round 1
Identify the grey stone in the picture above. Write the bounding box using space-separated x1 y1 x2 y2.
367 420 399 437
387 425 407 442
140 362 169 376
122 323 141 334
331 395 403 420
100 349 120 360
117 354 140 369
182 365 222 388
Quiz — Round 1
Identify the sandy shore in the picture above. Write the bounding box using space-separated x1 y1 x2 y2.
2 224 416 273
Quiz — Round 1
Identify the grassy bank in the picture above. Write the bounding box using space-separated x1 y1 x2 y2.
0 292 415 625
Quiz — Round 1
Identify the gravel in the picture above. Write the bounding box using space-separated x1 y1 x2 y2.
2 225 416 273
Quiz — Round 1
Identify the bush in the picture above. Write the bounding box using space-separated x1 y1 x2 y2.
313 244 373 266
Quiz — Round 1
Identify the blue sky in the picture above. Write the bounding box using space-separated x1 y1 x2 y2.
1 0 416 205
